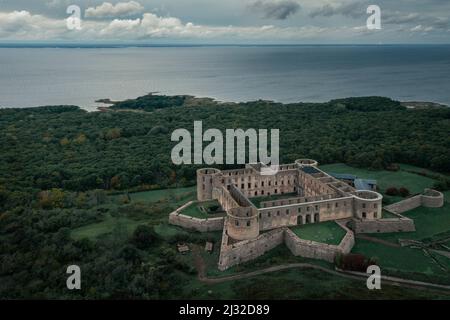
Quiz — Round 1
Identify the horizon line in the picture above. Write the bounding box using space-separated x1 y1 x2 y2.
1 41 450 48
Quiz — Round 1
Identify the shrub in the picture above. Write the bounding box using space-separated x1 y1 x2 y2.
398 187 410 197
131 225 157 249
385 187 399 196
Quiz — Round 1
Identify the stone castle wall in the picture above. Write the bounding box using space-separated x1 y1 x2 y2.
218 221 354 270
384 195 422 214
351 217 415 234
168 201 225 232
284 224 354 263
218 228 285 271
421 189 444 207
258 196 354 231
383 189 444 214
352 189 444 234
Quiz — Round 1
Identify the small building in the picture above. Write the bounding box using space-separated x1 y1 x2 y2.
177 243 190 254
330 173 358 186
330 173 377 191
354 178 377 191
205 241 214 253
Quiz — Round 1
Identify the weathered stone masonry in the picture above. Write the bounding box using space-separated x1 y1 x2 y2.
170 159 445 270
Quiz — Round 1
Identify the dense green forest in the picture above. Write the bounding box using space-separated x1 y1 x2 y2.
1 94 450 299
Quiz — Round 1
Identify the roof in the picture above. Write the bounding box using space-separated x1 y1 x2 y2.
354 178 377 190
330 173 357 180
301 166 320 174
205 242 213 252
177 244 190 253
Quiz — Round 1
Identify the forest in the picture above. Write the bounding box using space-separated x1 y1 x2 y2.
1 94 450 298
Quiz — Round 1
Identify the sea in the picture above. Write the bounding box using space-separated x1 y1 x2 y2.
1 44 450 111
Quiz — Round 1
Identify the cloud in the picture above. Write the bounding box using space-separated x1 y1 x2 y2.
383 11 450 30
0 6 447 43
0 10 64 38
248 0 300 20
85 1 144 19
0 9 351 41
309 1 364 19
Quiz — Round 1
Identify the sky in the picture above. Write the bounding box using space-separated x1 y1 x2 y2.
0 0 449 44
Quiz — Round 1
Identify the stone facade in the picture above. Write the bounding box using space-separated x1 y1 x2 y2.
170 159 445 270
350 217 416 234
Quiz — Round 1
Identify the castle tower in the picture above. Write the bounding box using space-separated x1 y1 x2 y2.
353 190 383 220
295 158 319 168
226 206 259 241
197 168 221 201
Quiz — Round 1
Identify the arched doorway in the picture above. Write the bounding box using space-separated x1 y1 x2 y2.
297 215 303 225
306 215 311 224
314 213 320 223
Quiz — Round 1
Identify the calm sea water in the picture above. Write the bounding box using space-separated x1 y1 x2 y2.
1 45 450 110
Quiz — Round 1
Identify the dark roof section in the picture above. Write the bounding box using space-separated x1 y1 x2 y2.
330 173 357 180
301 166 320 174
354 178 377 190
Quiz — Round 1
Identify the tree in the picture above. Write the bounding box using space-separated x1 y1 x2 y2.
132 225 157 249
385 187 399 196
399 187 410 197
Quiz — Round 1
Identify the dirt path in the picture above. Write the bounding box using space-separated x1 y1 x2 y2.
356 234 401 247
196 260 450 293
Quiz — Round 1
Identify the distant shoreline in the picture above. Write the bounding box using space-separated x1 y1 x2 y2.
2 43 450 49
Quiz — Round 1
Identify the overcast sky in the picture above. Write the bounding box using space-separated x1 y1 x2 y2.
0 0 449 43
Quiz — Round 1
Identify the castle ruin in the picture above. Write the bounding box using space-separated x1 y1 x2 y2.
169 159 445 270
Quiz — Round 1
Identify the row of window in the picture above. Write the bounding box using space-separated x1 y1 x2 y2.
234 220 252 227
258 201 351 219
362 212 378 218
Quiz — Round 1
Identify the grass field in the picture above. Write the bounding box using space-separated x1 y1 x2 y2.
71 214 145 240
352 239 450 282
180 200 226 219
112 186 196 206
320 163 438 203
250 192 298 208
371 202 450 243
382 209 400 219
71 186 197 240
181 268 450 300
180 245 450 299
290 221 346 245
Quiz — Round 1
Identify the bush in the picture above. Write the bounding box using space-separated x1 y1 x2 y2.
398 187 410 197
385 187 399 196
131 225 157 249
335 253 378 272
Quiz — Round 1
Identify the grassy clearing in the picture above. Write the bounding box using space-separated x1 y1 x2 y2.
71 214 147 240
179 200 226 219
352 239 450 282
290 221 346 245
320 163 438 203
371 202 450 243
112 186 196 206
382 209 400 219
154 223 192 240
71 186 197 240
180 252 450 299
443 191 450 203
250 192 298 208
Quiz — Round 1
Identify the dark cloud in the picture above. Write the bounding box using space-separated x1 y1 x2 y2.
249 0 300 20
309 2 365 19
